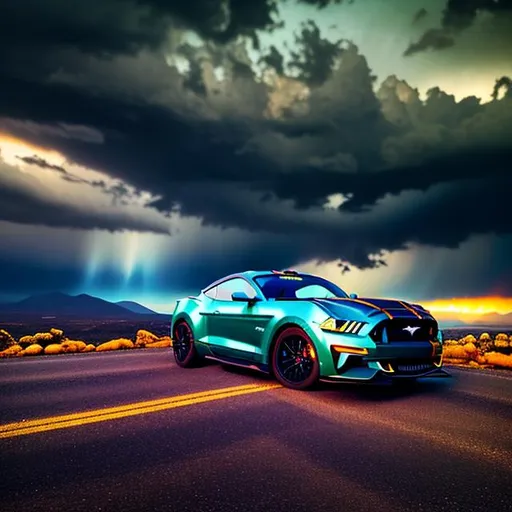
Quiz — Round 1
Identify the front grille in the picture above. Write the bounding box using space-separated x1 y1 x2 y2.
383 358 436 375
395 363 433 373
370 319 438 342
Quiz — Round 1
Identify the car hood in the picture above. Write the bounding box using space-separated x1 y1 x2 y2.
312 297 434 321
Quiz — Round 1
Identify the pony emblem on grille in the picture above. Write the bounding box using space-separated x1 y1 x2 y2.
403 325 421 336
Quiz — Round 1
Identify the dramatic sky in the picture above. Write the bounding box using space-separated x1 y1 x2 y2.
0 0 511 313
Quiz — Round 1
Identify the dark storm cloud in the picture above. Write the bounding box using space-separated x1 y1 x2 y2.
412 8 428 24
259 45 285 74
405 0 512 56
492 76 512 100
297 0 354 7
1 4 511 274
0 0 280 55
0 157 168 233
403 28 455 56
17 155 67 174
14 153 139 205
289 21 344 86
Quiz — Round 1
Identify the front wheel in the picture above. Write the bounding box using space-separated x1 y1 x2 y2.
271 327 320 390
172 320 201 368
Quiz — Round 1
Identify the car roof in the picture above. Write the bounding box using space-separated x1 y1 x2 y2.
242 270 316 280
204 270 317 289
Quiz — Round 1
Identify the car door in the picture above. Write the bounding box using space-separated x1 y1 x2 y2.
205 278 272 362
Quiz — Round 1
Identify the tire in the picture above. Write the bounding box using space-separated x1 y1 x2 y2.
271 327 320 390
172 320 201 368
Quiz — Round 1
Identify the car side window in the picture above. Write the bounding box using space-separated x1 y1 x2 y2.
215 278 258 301
204 286 217 299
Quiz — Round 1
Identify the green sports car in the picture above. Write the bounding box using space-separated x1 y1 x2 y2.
170 269 449 390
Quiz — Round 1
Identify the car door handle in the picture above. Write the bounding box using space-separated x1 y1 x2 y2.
213 310 220 314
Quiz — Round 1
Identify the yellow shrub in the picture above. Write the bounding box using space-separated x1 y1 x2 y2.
145 338 171 348
494 338 509 349
30 332 55 348
83 344 96 352
96 338 134 352
135 329 159 347
0 344 23 357
70 341 87 352
443 345 470 360
476 354 487 365
59 340 87 353
24 344 44 356
484 352 512 369
478 332 491 342
50 328 64 341
495 333 509 342
18 335 35 348
463 342 478 357
34 332 53 342
443 357 469 365
443 339 458 346
0 329 17 351
44 344 64 355
460 334 477 345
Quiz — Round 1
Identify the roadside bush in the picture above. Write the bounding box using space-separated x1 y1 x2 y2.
96 338 134 352
484 352 512 369
0 329 17 351
24 344 44 356
494 333 510 349
145 337 172 348
135 329 159 347
44 344 64 355
478 332 491 342
443 345 471 360
60 341 79 353
83 344 96 352
68 340 87 352
0 344 23 357
460 334 477 345
49 328 64 343
19 335 35 348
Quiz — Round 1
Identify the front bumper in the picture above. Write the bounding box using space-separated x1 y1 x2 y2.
318 331 446 382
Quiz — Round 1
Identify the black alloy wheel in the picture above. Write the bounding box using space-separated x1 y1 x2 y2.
272 327 320 390
172 320 200 368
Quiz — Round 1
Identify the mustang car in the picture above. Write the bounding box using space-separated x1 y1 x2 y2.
170 270 448 390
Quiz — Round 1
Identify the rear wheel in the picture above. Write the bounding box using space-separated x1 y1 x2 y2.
271 327 320 390
172 320 201 368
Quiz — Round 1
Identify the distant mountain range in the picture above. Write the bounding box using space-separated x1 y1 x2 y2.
436 311 512 328
115 301 157 315
0 292 166 319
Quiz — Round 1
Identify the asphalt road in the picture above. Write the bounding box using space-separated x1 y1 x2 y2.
1 350 512 512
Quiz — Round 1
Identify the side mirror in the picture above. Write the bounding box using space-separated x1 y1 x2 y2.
349 293 358 299
232 291 260 303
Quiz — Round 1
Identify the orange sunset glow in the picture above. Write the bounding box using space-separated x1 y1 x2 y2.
422 296 512 317
0 132 62 166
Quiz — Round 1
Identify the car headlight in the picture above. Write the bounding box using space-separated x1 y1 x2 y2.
320 318 367 335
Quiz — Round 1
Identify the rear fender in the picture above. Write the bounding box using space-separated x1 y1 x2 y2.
171 297 209 355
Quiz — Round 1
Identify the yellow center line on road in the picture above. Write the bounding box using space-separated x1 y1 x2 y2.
0 383 282 439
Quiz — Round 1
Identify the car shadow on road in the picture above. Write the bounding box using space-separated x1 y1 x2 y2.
313 376 456 401
215 363 456 400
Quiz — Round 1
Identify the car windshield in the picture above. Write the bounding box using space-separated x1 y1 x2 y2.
254 274 348 300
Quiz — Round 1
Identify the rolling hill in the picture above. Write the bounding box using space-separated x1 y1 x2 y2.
0 292 162 319
116 301 157 315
